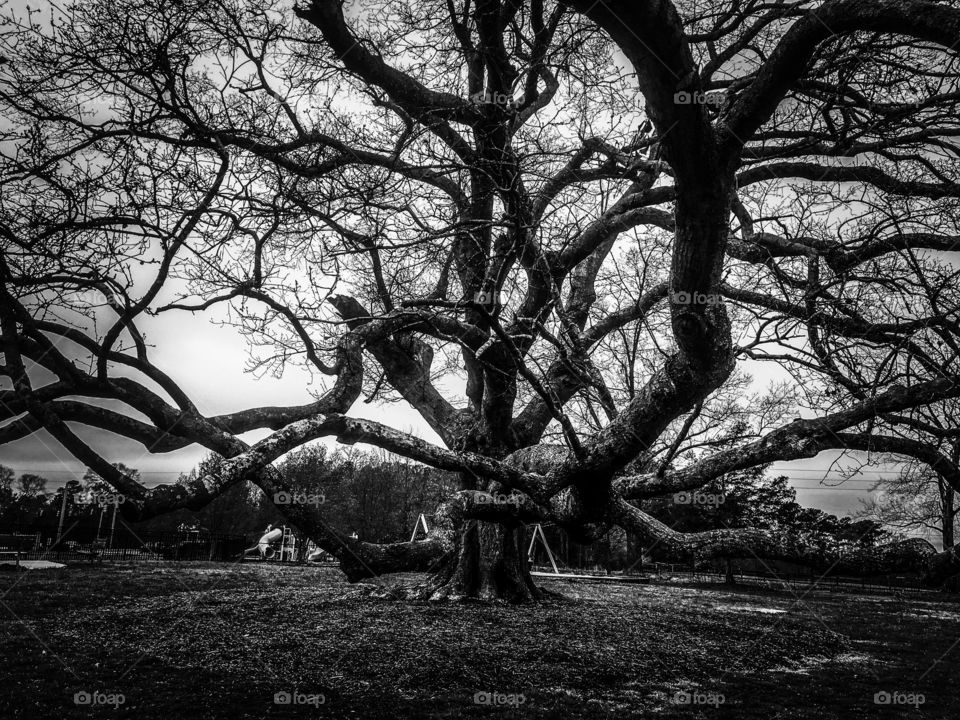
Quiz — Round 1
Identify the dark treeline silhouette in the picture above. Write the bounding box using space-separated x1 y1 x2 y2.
1 456 889 572
530 465 890 580
0 448 458 557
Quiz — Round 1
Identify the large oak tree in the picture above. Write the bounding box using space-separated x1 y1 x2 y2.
2 0 960 600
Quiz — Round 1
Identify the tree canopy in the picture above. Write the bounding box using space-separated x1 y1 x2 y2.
3 0 960 599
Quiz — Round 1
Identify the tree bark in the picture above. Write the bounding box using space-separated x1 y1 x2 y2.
942 482 955 550
425 522 541 603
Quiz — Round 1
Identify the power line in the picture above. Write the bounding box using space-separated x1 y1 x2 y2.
771 467 913 474
791 487 876 492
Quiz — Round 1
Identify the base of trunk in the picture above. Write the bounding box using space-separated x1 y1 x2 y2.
340 523 555 603
423 521 541 602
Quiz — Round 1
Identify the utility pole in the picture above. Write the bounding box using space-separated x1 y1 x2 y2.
55 484 69 544
109 501 118 549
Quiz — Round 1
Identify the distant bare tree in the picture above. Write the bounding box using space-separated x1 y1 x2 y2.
859 463 958 550
15 474 46 498
856 400 960 550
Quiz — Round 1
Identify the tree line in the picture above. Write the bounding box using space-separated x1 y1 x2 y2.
2 455 898 578
0 449 457 550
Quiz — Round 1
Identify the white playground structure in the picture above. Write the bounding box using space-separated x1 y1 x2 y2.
245 525 297 561
243 525 354 564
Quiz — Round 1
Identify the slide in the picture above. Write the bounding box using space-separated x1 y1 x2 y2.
243 527 283 560
257 528 283 558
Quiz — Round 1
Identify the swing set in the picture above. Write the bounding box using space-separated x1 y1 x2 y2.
408 515 645 583
526 523 651 584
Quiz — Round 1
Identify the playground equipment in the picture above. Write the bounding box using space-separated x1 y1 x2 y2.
306 546 329 562
258 527 283 558
243 526 297 561
526 523 649 584
527 523 559 574
409 513 430 542
277 526 297 561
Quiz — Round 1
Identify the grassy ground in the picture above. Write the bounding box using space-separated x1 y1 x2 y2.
0 562 956 719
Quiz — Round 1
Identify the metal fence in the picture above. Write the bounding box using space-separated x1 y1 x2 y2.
530 560 951 598
0 525 249 563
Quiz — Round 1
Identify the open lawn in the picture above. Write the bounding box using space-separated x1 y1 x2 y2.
0 562 956 719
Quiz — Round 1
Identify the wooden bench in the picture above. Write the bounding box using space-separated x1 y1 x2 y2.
0 534 39 568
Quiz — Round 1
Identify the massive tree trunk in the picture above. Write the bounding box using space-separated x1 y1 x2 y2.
420 456 543 603
333 522 542 603
426 522 541 603
287 472 545 602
